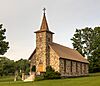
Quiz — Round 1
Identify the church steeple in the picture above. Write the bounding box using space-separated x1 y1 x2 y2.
34 8 54 73
40 8 49 31
35 8 54 34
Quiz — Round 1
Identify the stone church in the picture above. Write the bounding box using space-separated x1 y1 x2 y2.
29 9 89 77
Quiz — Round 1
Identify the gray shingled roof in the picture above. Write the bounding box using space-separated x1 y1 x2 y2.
49 42 89 63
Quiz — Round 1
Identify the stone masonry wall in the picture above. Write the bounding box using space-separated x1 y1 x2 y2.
65 60 71 76
30 53 36 66
59 58 88 77
35 31 53 73
77 62 81 75
36 32 47 72
49 46 59 72
30 53 36 72
59 59 64 75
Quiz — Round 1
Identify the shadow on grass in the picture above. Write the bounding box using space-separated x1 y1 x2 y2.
88 72 100 77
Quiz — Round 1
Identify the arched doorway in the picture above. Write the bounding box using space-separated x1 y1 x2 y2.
31 65 36 72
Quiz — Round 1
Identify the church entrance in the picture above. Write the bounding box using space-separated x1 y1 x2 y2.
38 63 43 72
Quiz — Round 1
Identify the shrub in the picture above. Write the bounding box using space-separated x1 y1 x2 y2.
44 66 61 79
34 75 44 81
34 66 61 81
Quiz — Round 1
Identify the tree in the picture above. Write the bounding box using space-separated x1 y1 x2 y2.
0 57 15 76
0 24 9 55
71 27 93 57
89 27 100 72
71 27 100 73
15 59 30 75
3 60 15 75
0 57 30 76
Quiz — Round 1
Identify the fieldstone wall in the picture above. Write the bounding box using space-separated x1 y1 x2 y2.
35 31 53 74
59 59 64 75
36 32 47 73
30 53 36 73
49 46 59 72
77 62 81 75
65 60 71 76
82 63 85 75
30 53 36 66
46 32 53 44
85 64 89 74
59 58 88 77
72 61 76 76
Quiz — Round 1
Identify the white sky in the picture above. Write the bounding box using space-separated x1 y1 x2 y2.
0 0 100 61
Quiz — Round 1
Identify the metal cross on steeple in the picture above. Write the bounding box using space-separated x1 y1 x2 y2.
43 8 46 14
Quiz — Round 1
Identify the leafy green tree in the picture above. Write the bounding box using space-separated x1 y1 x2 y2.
0 57 30 76
15 59 30 75
71 27 93 57
3 60 15 75
71 27 100 73
0 24 9 55
0 57 15 76
89 27 100 72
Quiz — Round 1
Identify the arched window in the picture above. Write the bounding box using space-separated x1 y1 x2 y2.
64 59 66 73
80 63 82 74
71 61 72 73
32 65 36 72
76 62 78 73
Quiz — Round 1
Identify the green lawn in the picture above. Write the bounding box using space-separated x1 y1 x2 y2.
0 73 100 86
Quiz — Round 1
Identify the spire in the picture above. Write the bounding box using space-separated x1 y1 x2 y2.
34 8 54 34
40 8 49 31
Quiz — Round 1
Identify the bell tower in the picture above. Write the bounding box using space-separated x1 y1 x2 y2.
34 8 54 74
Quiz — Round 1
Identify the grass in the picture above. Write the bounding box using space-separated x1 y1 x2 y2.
0 73 100 86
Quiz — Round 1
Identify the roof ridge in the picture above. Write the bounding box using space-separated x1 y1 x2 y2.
51 42 74 50
49 42 89 63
